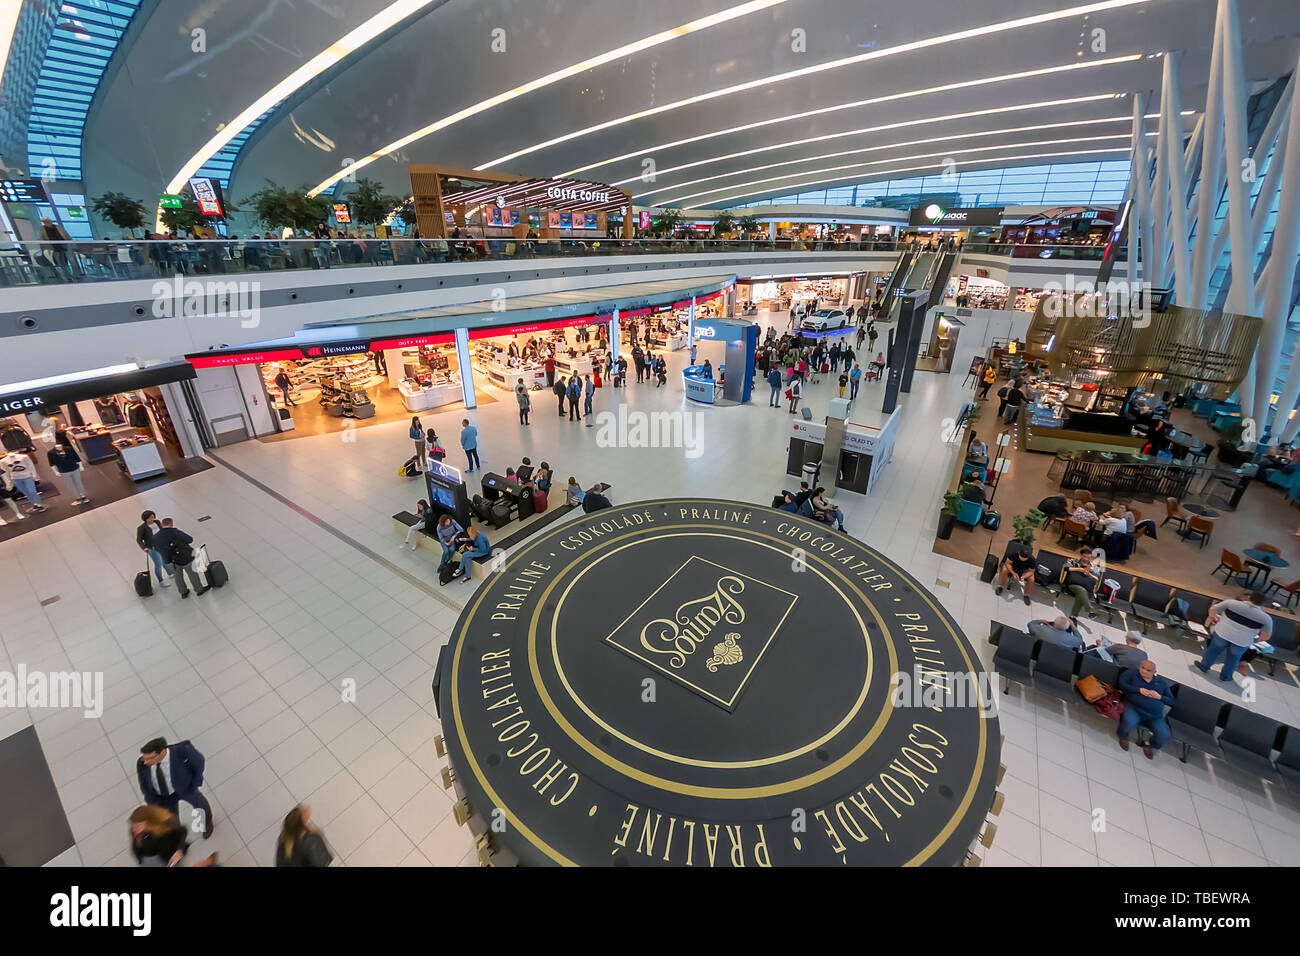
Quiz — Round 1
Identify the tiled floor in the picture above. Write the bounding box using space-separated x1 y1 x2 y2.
4 309 1300 867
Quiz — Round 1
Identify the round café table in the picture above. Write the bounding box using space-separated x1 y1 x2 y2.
1242 548 1290 588
1184 502 1220 518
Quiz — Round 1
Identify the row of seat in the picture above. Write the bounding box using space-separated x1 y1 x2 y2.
1027 548 1300 677
990 621 1300 783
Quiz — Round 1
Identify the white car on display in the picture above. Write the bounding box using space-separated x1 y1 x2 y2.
801 308 848 331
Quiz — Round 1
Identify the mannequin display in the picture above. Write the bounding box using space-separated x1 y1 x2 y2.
94 396 125 426
125 396 152 436
0 470 27 523
0 420 34 452
47 442 89 505
0 451 46 512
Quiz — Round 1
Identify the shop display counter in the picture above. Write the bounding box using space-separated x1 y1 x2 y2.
682 365 723 404
485 362 547 390
117 439 166 480
555 352 601 377
70 428 118 464
653 332 688 351
399 379 462 412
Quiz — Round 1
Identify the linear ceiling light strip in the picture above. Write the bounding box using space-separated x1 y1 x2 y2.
476 0 1153 172
305 0 790 196
165 0 445 203
684 147 1133 208
567 54 1144 180
631 96 1130 198
660 134 1142 206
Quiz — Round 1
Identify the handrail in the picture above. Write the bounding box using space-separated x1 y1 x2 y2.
0 237 1127 289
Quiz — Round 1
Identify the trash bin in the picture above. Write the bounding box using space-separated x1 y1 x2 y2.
801 461 820 489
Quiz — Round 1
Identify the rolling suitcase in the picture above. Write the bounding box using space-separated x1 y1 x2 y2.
206 560 229 588
195 545 228 588
135 557 154 598
979 544 998 583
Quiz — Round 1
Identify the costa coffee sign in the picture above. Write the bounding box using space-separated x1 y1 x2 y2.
546 185 610 204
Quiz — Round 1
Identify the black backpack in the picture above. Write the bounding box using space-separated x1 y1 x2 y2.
167 537 194 566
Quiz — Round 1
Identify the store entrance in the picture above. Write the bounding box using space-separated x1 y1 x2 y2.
739 277 848 334
0 386 211 540
469 318 613 403
256 340 470 441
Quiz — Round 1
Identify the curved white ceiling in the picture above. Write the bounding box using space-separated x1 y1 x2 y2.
79 0 1300 212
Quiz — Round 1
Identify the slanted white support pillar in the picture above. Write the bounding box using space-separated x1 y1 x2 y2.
1191 20 1226 305
1214 5 1263 425
1129 94 1149 291
1203 81 1292 285
1162 53 1193 306
1249 79 1294 256
1260 50 1300 441
1150 79 1169 290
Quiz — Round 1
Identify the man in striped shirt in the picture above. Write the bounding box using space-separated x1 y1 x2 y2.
1194 591 1272 683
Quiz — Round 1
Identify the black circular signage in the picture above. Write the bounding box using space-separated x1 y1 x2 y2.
439 499 1000 866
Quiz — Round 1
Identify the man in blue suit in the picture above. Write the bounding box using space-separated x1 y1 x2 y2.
137 736 214 838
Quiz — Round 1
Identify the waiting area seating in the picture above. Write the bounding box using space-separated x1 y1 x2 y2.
990 620 1296 776
1026 545 1300 677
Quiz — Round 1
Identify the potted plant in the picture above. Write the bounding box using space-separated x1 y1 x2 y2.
937 490 961 540
1012 508 1046 546
91 192 147 237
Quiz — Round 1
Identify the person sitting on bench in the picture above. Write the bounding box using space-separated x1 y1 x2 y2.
996 543 1036 606
1028 615 1083 651
434 514 463 563
810 487 845 531
457 523 491 583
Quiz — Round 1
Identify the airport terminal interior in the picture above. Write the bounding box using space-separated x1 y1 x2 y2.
1 0 1300 877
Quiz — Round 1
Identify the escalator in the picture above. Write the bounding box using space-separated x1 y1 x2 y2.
925 252 958 309
876 247 915 316
882 251 937 322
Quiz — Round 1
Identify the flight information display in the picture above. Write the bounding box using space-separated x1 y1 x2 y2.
0 180 48 204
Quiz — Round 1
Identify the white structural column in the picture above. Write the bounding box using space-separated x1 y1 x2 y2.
1204 82 1292 283
1263 49 1300 441
1128 93 1148 291
1150 77 1169 291
1215 5 1263 425
1162 53 1193 305
1191 14 1226 305
455 326 475 409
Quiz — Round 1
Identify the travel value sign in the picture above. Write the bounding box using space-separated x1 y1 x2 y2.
438 498 1000 867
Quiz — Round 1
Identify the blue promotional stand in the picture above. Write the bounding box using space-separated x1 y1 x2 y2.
684 319 756 405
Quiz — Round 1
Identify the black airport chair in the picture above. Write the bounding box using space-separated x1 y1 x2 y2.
1168 589 1215 642
1031 642 1079 702
1167 683 1227 763
988 619 1009 646
1274 728 1300 793
1125 579 1174 633
1217 706 1284 780
992 629 1038 693
1262 615 1299 677
1077 654 1124 689
1034 551 1069 597
1093 569 1136 626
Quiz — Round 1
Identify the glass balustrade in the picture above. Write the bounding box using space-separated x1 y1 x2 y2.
0 237 1125 287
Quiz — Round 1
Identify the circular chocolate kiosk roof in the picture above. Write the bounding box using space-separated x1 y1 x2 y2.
438 499 1000 866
